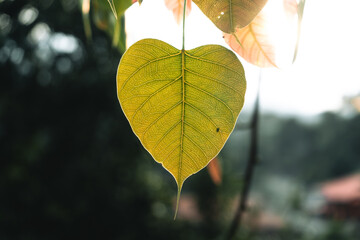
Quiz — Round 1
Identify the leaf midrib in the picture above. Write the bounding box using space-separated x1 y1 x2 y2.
179 50 186 185
248 23 277 68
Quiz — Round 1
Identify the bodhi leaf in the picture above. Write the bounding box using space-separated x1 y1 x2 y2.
117 39 246 214
192 0 268 33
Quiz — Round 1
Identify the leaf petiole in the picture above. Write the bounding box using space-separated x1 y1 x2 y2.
182 0 187 50
232 32 244 49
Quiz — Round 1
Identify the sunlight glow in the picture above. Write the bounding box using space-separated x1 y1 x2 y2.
125 0 360 117
261 0 298 67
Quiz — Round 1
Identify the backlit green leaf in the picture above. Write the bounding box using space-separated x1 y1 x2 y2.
117 39 246 206
114 0 132 17
193 0 268 33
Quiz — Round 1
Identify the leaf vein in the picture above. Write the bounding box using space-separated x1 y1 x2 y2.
185 81 235 121
131 75 182 122
185 52 243 76
162 144 180 165
119 53 181 93
248 24 277 67
183 150 201 169
184 120 218 149
184 133 209 159
185 102 218 129
132 78 175 89
184 67 244 97
135 42 175 55
141 101 182 142
198 48 226 57
152 120 181 152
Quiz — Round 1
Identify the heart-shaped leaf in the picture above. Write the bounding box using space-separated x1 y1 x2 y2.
193 0 268 33
117 39 246 210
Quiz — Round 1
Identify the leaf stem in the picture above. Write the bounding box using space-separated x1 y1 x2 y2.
232 33 244 49
182 0 187 50
112 19 120 48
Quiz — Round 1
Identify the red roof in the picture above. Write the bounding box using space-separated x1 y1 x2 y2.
321 173 360 202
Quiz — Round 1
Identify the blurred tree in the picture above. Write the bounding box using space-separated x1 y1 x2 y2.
259 112 360 184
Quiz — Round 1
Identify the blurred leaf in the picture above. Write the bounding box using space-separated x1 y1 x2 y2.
92 0 127 52
112 15 126 52
283 0 298 17
81 0 92 41
117 39 246 216
223 12 277 68
133 0 143 5
293 0 306 63
114 0 133 17
107 0 133 19
93 0 114 31
207 157 222 185
193 0 268 33
165 0 192 25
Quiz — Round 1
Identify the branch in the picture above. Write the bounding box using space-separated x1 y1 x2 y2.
226 72 261 240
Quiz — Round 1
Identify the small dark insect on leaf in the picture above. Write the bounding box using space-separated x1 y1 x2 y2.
216 128 220 132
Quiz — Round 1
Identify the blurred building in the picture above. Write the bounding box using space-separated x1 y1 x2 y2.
320 173 360 220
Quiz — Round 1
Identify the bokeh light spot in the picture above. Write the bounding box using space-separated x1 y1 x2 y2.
18 5 39 25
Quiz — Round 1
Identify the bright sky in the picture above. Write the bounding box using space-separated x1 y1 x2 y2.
125 0 360 117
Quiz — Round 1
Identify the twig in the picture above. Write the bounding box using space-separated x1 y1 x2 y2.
226 72 261 240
